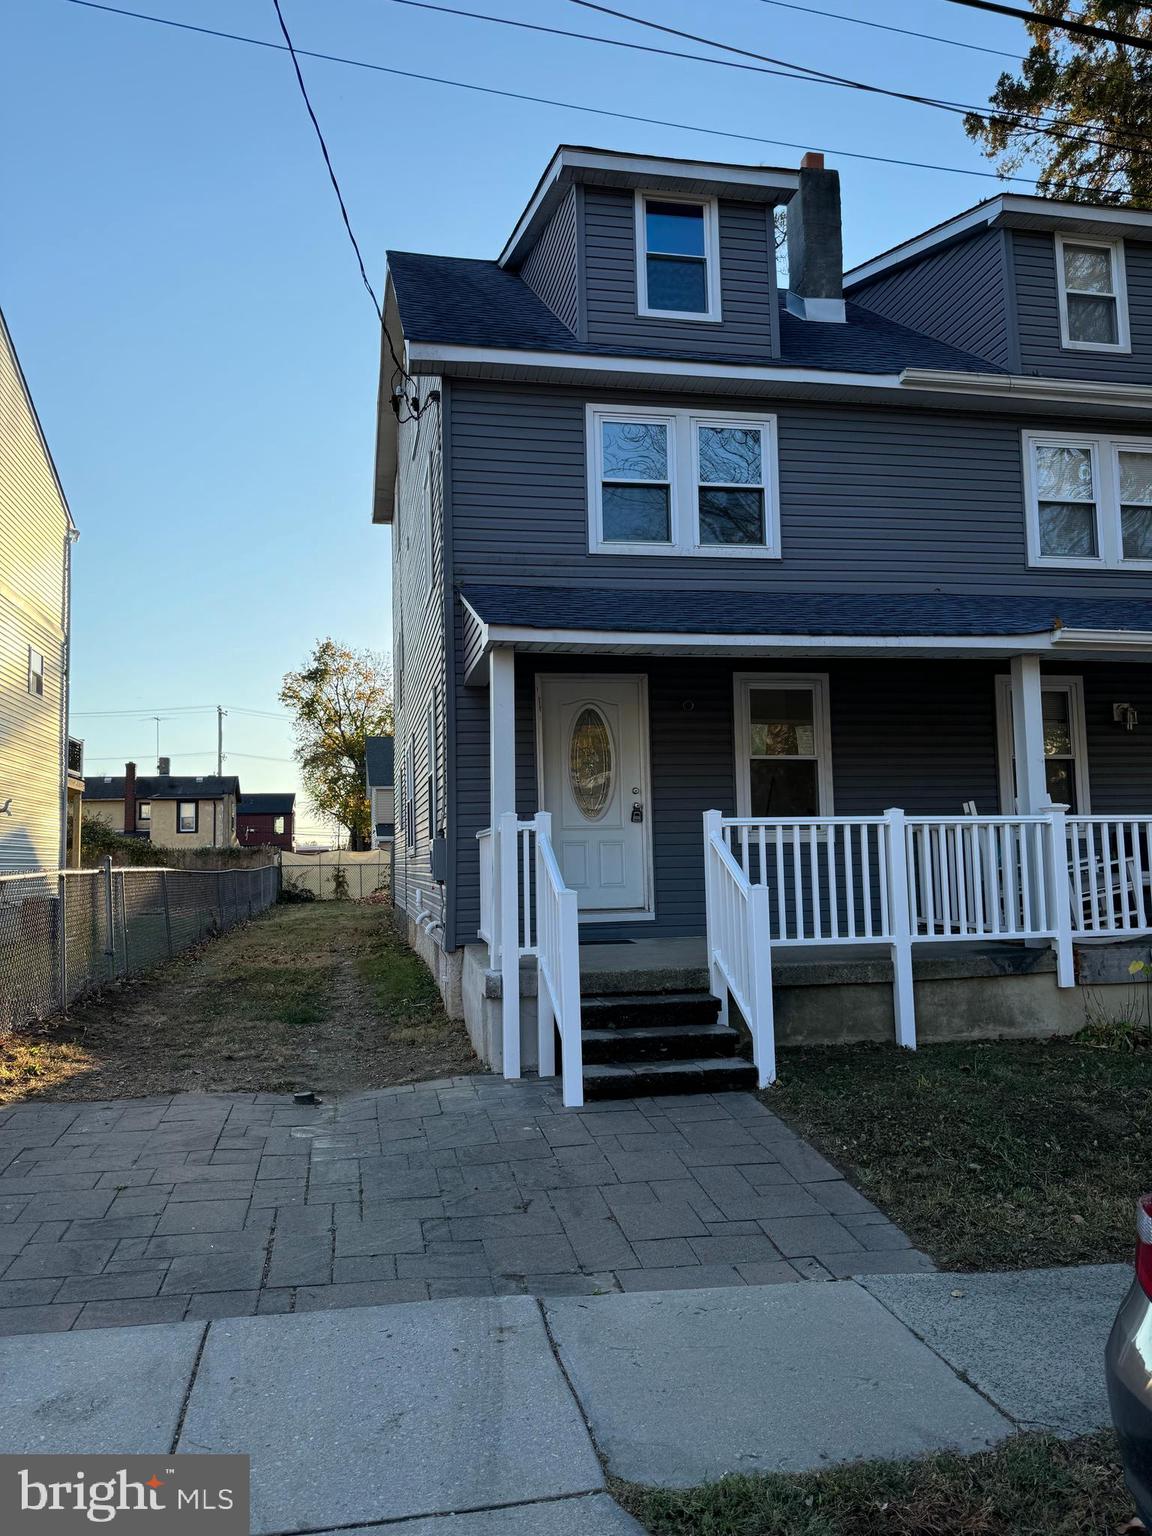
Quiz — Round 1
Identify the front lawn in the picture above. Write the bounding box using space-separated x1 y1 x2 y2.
619 1431 1131 1536
765 1038 1152 1270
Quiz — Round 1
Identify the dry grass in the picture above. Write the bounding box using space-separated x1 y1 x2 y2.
0 902 480 1103
764 1038 1152 1270
619 1431 1133 1536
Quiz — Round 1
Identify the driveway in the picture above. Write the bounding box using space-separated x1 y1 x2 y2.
0 1081 930 1333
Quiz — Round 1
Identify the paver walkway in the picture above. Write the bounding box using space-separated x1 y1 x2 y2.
0 1080 930 1333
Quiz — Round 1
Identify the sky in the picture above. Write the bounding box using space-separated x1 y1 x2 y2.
2 0 1041 838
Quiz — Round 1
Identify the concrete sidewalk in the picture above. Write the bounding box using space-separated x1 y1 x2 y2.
0 1266 1129 1533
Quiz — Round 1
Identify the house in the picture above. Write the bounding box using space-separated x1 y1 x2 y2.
237 792 295 850
365 736 395 847
84 763 240 849
0 308 82 873
375 144 1152 1105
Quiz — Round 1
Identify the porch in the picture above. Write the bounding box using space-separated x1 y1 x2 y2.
457 592 1152 1105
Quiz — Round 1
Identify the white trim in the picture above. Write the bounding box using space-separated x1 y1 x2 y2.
1023 428 1152 570
534 672 656 923
900 369 1152 409
586 404 780 558
845 193 1152 288
1055 233 1130 353
635 191 722 322
733 672 834 819
995 674 1091 814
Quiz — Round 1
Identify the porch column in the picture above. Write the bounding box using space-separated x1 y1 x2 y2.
488 646 521 1078
489 647 516 826
1009 655 1047 813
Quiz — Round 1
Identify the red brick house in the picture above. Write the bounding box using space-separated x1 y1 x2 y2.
236 792 295 850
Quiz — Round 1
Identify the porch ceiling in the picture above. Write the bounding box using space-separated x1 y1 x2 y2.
460 587 1152 684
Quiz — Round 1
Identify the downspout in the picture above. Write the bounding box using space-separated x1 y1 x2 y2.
59 527 78 869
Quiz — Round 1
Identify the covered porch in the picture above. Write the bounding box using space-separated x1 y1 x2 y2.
460 587 1152 1104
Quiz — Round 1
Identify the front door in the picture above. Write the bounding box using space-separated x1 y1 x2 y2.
537 675 652 916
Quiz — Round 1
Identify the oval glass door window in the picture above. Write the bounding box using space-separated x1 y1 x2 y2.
569 707 614 820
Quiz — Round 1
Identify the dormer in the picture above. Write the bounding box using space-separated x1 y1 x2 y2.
846 195 1152 382
499 146 800 359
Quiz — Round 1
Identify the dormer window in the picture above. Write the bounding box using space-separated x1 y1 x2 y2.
635 193 720 320
1056 234 1129 352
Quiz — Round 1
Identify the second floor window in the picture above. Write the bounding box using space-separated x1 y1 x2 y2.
1056 235 1129 352
28 647 45 697
178 801 198 833
1025 431 1152 568
588 406 779 558
636 194 720 320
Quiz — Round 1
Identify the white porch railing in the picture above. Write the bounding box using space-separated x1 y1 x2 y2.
707 806 1087 1072
477 811 583 1107
703 822 775 1086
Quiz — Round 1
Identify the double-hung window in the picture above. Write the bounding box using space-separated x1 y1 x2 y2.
177 801 198 834
635 193 720 320
734 674 833 818
1056 235 1129 351
588 406 779 557
1024 431 1152 568
995 677 1090 814
27 647 45 698
403 737 417 850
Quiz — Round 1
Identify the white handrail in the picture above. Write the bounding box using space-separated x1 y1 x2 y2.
533 811 583 1108
704 812 775 1086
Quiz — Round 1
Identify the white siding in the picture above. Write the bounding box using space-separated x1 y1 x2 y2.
0 314 72 872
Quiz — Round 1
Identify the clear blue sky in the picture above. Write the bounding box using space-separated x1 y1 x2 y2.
2 0 1037 835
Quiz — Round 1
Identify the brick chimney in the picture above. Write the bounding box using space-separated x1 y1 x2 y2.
786 152 846 323
123 761 137 833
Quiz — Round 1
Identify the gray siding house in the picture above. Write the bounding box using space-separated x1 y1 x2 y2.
375 147 1152 1105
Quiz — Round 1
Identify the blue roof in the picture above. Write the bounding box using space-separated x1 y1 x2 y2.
365 736 395 787
237 793 295 815
461 585 1152 637
387 251 1004 377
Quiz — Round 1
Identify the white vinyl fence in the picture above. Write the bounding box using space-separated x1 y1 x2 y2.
281 851 392 900
0 860 280 1030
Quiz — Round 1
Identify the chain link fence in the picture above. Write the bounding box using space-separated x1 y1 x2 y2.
0 861 280 1031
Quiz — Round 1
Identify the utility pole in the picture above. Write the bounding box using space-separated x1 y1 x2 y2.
217 706 226 776
153 716 163 768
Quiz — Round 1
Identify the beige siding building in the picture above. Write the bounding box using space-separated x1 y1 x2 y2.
83 766 240 850
0 309 79 873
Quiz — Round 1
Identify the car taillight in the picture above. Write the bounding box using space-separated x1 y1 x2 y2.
1137 1195 1152 1299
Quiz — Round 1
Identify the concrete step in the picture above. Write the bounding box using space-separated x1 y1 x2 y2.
579 992 721 1031
583 1056 758 1100
581 1020 741 1064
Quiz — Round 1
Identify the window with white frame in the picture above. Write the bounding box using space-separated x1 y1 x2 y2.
588 407 779 557
1024 431 1152 567
635 193 720 320
137 801 151 824
27 646 45 698
1055 235 1129 351
995 676 1090 814
734 674 833 818
404 736 417 850
177 801 198 834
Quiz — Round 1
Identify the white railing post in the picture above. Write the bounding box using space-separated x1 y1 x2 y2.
1045 806 1075 987
883 809 917 1050
534 812 557 1080
702 810 727 1020
498 810 521 1079
747 882 776 1086
558 885 583 1108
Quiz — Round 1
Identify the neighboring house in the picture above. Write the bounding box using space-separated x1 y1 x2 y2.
365 736 395 847
237 793 295 850
0 308 82 872
84 763 240 849
376 144 1152 1102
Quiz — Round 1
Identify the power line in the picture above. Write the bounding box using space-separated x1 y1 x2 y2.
754 0 1023 61
71 704 217 717
55 0 1149 191
269 0 382 323
940 0 1152 51
564 0 1152 157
